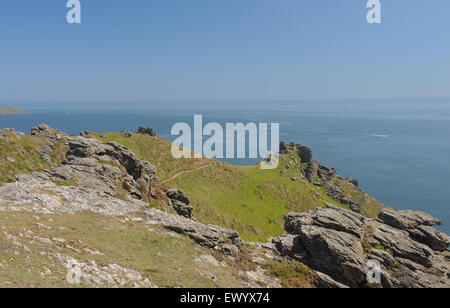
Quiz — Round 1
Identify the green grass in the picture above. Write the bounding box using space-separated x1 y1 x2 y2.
100 133 384 242
0 133 64 185
374 245 393 256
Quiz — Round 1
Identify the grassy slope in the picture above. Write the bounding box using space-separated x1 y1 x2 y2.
0 132 66 185
0 211 247 288
103 133 384 242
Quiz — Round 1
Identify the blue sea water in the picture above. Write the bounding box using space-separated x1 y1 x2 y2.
1 100 450 234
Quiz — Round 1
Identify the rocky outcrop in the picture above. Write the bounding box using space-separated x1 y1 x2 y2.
279 141 289 154
0 128 24 140
296 144 319 183
346 177 360 187
137 126 156 137
120 130 133 138
378 208 449 252
146 208 242 254
80 130 105 139
30 124 66 163
36 136 159 200
272 204 450 288
325 184 362 213
166 189 193 218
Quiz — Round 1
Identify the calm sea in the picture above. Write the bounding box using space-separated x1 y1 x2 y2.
1 100 450 234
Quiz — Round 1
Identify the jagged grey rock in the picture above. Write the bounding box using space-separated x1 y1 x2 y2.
166 189 193 218
137 126 156 137
408 225 450 252
379 208 442 230
32 136 158 200
273 203 450 288
145 208 242 254
31 124 65 163
314 272 350 289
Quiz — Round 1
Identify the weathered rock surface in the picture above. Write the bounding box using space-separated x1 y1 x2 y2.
146 208 242 254
379 208 442 230
31 124 65 162
379 208 449 252
32 134 159 201
272 204 450 288
166 189 193 218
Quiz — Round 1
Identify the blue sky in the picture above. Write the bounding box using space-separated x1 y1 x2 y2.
0 0 449 104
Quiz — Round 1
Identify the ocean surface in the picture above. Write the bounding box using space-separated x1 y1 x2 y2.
1 100 450 234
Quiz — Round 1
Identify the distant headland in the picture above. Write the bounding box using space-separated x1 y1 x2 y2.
0 106 31 115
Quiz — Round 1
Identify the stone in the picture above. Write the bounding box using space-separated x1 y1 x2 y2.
145 208 242 254
120 130 132 138
6 157 15 163
407 225 450 252
314 272 350 288
272 203 450 288
80 130 105 139
367 249 396 269
346 177 360 187
379 208 442 230
166 189 193 218
137 126 156 137
279 141 289 154
373 222 434 268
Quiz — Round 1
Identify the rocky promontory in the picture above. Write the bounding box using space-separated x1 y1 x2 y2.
0 125 448 288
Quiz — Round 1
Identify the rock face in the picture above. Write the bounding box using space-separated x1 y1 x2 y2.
166 189 193 218
272 203 450 288
32 134 158 201
296 144 319 183
378 208 449 252
325 184 362 213
31 124 65 163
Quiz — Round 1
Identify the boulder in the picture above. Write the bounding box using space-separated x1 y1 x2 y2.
166 189 193 218
346 177 360 187
145 208 242 254
279 141 289 154
407 225 450 252
137 126 156 137
120 130 132 138
314 272 350 289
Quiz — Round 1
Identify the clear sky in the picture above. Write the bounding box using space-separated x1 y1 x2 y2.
1 0 449 104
